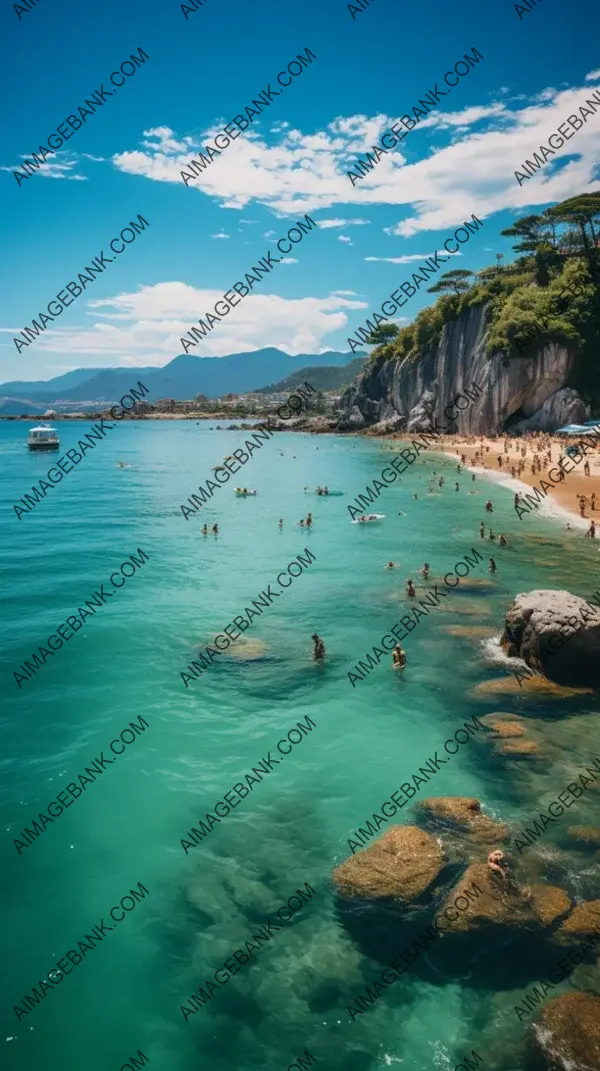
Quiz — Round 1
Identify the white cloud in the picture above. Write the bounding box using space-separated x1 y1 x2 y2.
18 282 368 363
0 156 88 181
365 252 462 262
281 257 298 264
110 80 600 235
338 235 353 244
318 218 371 229
212 231 230 239
585 69 600 82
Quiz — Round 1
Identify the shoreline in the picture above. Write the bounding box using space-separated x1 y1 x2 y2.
432 434 600 528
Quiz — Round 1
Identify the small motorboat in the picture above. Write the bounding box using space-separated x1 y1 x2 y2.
27 424 59 451
234 488 257 496
352 513 385 524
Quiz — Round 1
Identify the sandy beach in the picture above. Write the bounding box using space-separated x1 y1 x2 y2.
429 432 600 529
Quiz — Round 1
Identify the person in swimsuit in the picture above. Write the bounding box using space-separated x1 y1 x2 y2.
406 579 416 598
421 563 430 580
306 513 313 527
392 644 407 669
312 633 325 660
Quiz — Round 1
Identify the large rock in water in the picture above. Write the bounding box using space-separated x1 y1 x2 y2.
435 863 571 936
332 826 444 903
501 590 600 687
530 992 600 1071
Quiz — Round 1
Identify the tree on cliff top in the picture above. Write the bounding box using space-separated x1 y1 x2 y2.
427 269 474 295
364 323 400 346
546 193 600 252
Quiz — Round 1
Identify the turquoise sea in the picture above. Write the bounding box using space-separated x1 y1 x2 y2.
2 419 600 1071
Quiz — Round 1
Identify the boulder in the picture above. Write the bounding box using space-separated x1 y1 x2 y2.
554 900 600 946
435 864 570 937
332 825 444 903
501 590 600 687
530 992 600 1071
527 884 572 927
512 386 588 433
418 796 510 845
339 405 367 431
406 390 436 433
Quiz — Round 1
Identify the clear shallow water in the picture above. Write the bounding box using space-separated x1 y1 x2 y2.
2 420 600 1071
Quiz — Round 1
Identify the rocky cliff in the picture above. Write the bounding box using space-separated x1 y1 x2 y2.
338 302 589 435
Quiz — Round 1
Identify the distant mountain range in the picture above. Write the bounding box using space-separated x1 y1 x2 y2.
255 357 367 394
0 349 365 413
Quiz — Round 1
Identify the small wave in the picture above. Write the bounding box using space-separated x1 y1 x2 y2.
480 634 528 672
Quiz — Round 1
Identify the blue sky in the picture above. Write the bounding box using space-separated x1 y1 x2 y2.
1 0 598 381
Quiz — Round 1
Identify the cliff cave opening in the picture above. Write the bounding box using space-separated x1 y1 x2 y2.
503 407 527 433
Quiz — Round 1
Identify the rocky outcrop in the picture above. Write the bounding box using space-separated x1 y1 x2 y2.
338 301 585 435
332 825 444 903
530 993 600 1071
501 590 600 688
513 386 588 433
553 900 600 946
436 864 570 936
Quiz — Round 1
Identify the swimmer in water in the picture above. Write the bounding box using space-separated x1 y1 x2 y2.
278 518 283 528
392 644 407 669
299 519 305 527
499 533 507 547
406 579 416 598
413 493 418 500
202 524 208 535
479 522 485 540
306 513 312 527
213 524 219 534
421 563 430 580
489 557 497 574
312 633 325 661
386 562 397 569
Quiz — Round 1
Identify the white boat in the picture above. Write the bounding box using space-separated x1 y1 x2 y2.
27 424 60 451
234 488 257 496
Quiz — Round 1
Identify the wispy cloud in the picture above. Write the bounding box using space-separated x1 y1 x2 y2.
109 80 600 235
318 218 371 229
211 231 230 239
365 252 462 263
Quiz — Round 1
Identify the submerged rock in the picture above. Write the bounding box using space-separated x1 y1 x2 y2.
554 900 600 946
418 796 510 845
530 992 600 1071
501 590 600 688
332 825 444 903
481 714 527 738
567 826 600 847
495 739 543 757
527 884 572 927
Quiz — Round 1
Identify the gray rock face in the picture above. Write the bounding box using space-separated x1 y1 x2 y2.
501 590 600 687
338 302 583 435
513 386 589 433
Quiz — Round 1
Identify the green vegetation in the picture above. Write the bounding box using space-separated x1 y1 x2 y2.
255 356 367 394
365 193 600 408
